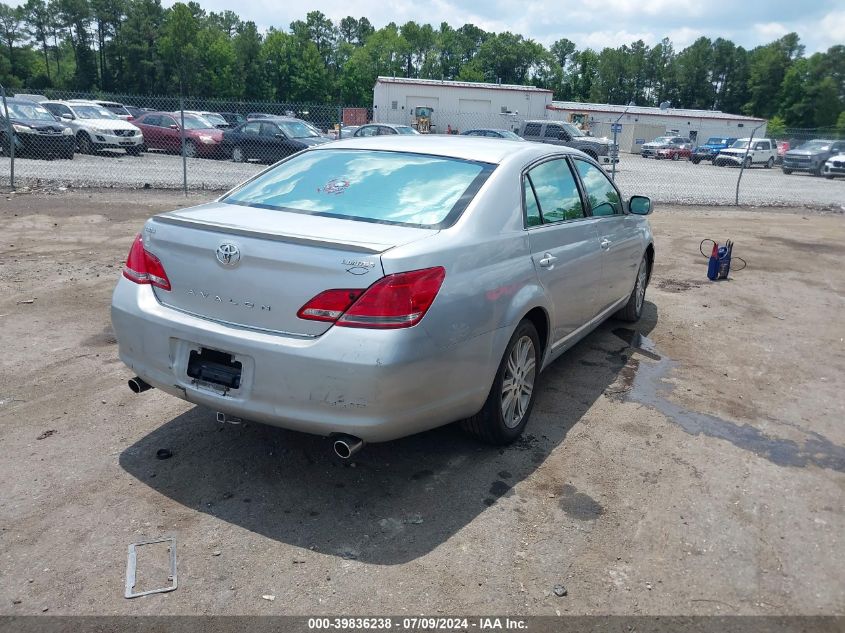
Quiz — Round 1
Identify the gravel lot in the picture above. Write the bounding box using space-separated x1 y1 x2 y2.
1 148 844 207
0 190 843 619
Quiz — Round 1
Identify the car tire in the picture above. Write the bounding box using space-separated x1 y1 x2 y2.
126 146 141 156
77 132 93 154
672 152 679 161
62 149 74 160
183 140 197 158
783 168 792 175
743 156 752 169
826 175 834 180
765 157 774 169
231 145 245 163
691 158 700 165
461 319 540 445
615 255 649 323
812 164 823 177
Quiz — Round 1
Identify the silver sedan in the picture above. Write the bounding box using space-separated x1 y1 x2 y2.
111 136 654 456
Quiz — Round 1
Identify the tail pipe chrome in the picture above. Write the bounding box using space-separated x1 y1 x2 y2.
128 376 153 394
332 434 364 460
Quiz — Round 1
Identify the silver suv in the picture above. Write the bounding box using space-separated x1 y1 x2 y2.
519 120 616 164
42 100 143 155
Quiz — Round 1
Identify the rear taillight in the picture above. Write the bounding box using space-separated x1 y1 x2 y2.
297 289 364 322
298 267 445 329
122 234 171 291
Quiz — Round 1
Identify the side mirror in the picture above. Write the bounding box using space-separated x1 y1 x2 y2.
629 195 652 215
169 124 179 130
60 113 74 120
275 133 286 139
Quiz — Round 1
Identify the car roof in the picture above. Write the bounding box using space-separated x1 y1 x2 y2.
321 135 584 164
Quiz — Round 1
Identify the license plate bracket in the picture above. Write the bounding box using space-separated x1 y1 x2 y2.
187 348 242 390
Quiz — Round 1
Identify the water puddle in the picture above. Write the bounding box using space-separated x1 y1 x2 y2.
612 329 845 473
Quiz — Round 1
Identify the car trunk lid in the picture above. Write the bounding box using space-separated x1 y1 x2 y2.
144 202 437 337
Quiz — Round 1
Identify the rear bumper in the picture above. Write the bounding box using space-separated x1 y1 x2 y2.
111 279 495 442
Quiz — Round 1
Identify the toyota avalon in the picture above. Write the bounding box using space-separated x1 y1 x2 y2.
111 136 654 457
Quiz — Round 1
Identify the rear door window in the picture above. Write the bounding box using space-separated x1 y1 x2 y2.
241 122 261 135
224 149 495 228
524 158 585 224
523 123 542 136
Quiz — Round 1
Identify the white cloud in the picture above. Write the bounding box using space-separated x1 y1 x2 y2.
753 22 790 40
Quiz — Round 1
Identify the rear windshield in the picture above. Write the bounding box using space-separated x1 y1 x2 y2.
223 149 495 228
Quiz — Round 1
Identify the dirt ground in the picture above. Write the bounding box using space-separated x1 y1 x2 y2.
0 189 843 617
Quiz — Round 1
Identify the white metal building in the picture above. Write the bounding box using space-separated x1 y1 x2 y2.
373 77 552 133
545 102 767 153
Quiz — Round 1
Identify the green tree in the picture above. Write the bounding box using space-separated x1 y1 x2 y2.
0 2 24 77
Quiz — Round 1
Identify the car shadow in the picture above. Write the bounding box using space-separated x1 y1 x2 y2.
119 302 658 565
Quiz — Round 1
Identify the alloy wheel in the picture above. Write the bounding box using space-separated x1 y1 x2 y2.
501 335 536 429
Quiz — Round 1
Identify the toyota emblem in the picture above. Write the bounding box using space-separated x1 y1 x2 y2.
216 243 241 266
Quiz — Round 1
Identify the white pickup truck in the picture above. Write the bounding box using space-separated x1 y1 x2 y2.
714 138 776 168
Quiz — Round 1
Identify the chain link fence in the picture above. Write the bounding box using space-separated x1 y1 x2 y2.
1 88 843 207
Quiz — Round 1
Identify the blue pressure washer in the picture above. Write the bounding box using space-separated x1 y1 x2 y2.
701 239 746 281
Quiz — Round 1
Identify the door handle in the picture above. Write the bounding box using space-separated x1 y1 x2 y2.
538 252 557 268
600 238 612 249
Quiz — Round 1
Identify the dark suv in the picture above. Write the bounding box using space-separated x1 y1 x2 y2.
519 120 616 164
782 139 845 176
0 98 76 159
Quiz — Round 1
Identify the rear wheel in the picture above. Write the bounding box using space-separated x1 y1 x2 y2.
765 157 774 169
616 256 649 322
231 145 245 163
672 152 679 161
691 157 700 165
783 168 792 175
461 320 540 445
743 156 752 169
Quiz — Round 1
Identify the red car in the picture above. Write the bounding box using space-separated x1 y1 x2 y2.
655 144 692 160
132 111 224 158
776 140 790 164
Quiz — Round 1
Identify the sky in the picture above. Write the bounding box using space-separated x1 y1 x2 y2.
7 0 841 53
173 0 842 53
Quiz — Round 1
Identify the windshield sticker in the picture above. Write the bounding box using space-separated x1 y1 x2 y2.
318 178 350 195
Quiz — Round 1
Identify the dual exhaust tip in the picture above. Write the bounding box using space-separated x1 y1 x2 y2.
127 376 364 459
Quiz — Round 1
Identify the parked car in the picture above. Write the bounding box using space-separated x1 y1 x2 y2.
640 136 691 159
246 112 276 120
219 112 247 127
823 153 845 179
776 140 790 164
132 111 224 158
655 143 692 160
782 139 845 176
223 117 330 163
92 100 133 120
462 128 524 140
183 110 231 129
10 93 48 103
690 137 737 164
0 98 76 159
714 138 776 168
353 124 420 137
519 120 616 164
111 136 654 454
42 100 143 155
